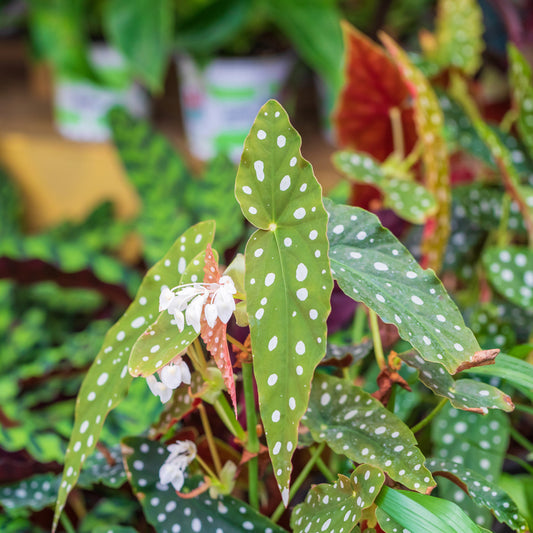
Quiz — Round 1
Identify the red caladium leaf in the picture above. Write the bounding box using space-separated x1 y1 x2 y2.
333 22 417 162
200 244 237 413
382 33 451 272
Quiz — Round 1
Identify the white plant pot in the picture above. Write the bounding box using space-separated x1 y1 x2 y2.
176 53 294 162
54 45 149 142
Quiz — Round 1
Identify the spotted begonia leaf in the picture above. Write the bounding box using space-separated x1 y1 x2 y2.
399 351 513 413
420 0 484 75
77 445 127 489
235 99 333 504
0 473 59 512
122 437 285 533
482 246 533 309
304 374 435 492
427 459 528 532
291 465 385 533
333 22 416 161
52 221 215 531
148 370 205 438
431 406 510 529
382 34 450 272
325 199 487 374
324 340 373 367
200 245 236 412
509 44 533 160
333 151 437 224
129 246 211 377
468 304 516 351
453 185 526 235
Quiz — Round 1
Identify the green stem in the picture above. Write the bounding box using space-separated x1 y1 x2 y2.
411 398 447 434
389 106 405 159
387 383 397 413
351 304 367 344
497 194 511 247
316 455 336 483
226 333 247 353
368 309 385 370
199 403 222 476
242 362 260 510
214 395 246 441
270 443 326 523
510 426 533 454
60 513 76 533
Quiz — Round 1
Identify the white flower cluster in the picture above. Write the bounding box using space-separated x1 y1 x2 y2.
159 275 237 334
146 357 191 403
159 440 197 492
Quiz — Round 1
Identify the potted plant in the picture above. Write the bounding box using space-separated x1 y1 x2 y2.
27 0 176 141
173 0 344 161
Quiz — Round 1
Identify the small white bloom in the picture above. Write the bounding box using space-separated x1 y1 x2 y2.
186 292 208 333
159 440 197 492
159 286 175 312
177 359 191 385
213 286 236 324
146 374 173 403
204 303 218 328
173 309 185 332
160 363 183 389
159 462 185 491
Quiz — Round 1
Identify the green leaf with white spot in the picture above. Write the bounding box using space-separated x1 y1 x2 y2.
509 44 533 160
122 437 285 533
399 351 513 413
291 465 385 533
78 445 126 489
333 151 437 224
375 486 490 533
0 473 59 512
427 459 529 532
431 404 510 527
52 221 215 531
422 0 484 75
483 246 533 309
304 374 435 493
325 199 486 374
235 99 333 504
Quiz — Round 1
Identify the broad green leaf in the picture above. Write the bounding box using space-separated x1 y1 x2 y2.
376 486 490 533
268 0 343 93
333 150 437 224
464 352 533 392
0 473 59 512
382 34 450 272
422 0 484 75
235 99 333 503
482 246 533 309
469 304 516 351
103 0 173 90
509 44 533 160
399 351 513 413
304 374 434 492
291 465 385 533
53 221 215 531
324 340 373 367
122 437 285 533
427 459 528 532
325 199 487 374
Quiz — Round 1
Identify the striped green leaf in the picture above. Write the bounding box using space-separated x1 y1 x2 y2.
325 199 487 374
291 465 385 532
304 374 434 492
235 99 333 504
52 221 215 531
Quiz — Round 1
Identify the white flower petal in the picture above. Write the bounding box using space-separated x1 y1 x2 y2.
170 469 185 492
214 288 235 324
173 310 185 332
159 287 175 312
157 382 173 403
160 364 182 389
204 303 218 328
219 276 237 294
146 374 160 397
178 360 191 385
185 293 207 333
